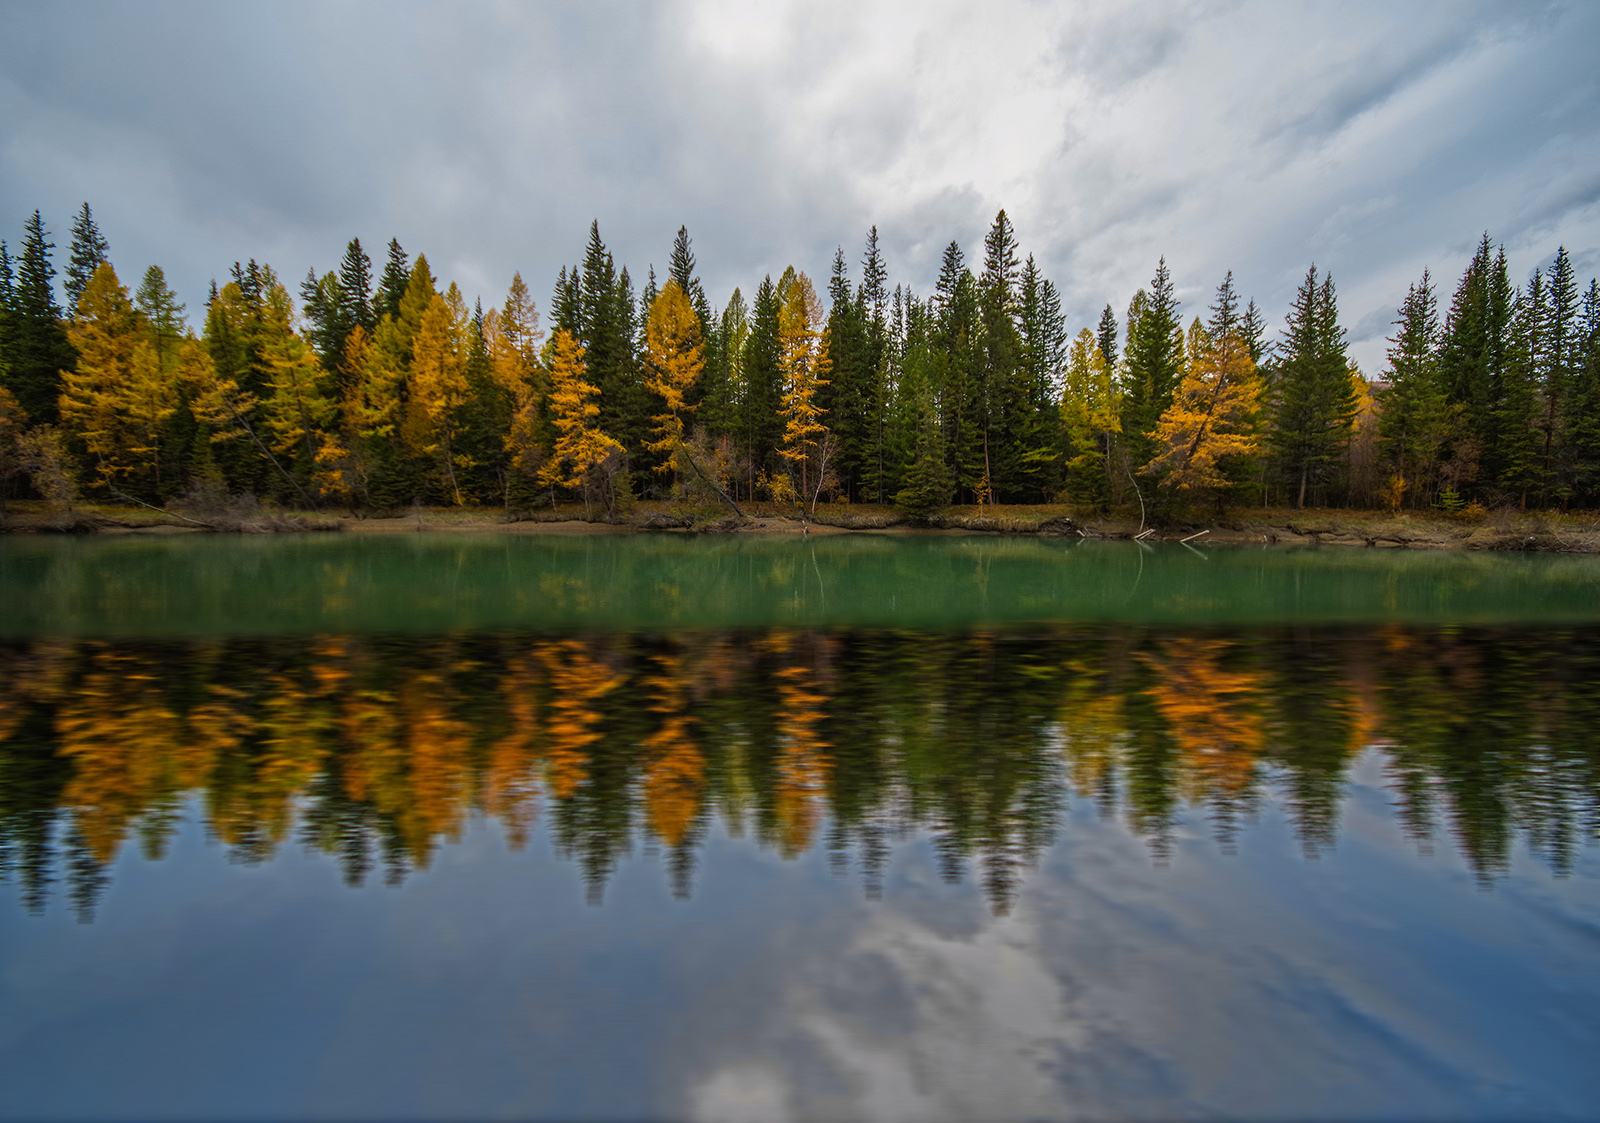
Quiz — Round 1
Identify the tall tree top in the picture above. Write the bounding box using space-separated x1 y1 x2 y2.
981 209 1020 308
374 238 409 321
859 226 887 325
65 203 111 313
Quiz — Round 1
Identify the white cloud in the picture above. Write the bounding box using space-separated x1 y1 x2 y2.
0 0 1595 374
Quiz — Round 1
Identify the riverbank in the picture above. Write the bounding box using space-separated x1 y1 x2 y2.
3 500 1599 553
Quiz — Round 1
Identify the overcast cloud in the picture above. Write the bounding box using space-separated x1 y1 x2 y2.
1 0 1597 372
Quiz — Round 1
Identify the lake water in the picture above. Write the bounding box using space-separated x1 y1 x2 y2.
1 533 1597 1121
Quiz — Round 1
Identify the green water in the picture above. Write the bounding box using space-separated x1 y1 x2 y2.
3 531 1598 635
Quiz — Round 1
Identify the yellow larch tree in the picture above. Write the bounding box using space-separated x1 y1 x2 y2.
1141 318 1261 502
1060 327 1122 505
404 285 472 504
540 329 626 518
644 280 703 488
776 268 832 513
59 263 179 498
259 281 338 497
486 273 550 491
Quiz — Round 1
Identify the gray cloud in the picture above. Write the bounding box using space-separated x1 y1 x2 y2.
0 0 1596 375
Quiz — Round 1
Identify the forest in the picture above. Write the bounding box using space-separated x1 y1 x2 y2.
2 204 1599 520
1 625 1596 921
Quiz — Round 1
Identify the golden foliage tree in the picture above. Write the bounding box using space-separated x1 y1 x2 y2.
540 329 626 517
404 286 472 503
59 263 178 497
776 269 832 512
1060 327 1122 505
1142 318 1261 501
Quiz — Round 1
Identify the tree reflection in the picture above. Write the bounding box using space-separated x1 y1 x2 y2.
1 626 1597 921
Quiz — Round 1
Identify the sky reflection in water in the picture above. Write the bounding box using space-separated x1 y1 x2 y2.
0 622 1597 1121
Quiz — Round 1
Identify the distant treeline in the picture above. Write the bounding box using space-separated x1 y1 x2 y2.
1 205 1598 516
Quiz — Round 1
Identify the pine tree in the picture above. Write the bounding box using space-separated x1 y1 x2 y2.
666 226 712 335
5 211 76 424
1379 271 1451 506
542 328 626 517
1060 328 1120 505
1120 258 1184 469
1566 281 1600 505
1016 254 1067 496
59 263 177 498
894 382 950 518
643 280 704 492
1143 318 1261 505
933 241 982 500
1096 304 1118 368
337 238 376 334
1267 266 1357 507
1541 246 1579 501
134 266 186 366
64 203 111 313
740 275 783 499
823 247 870 498
373 238 410 322
777 268 831 511
404 286 471 503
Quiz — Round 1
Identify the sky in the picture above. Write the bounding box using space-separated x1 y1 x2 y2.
1 0 1597 374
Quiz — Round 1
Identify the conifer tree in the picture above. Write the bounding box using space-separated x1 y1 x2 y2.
337 238 376 334
59 263 177 498
1267 266 1357 507
6 212 75 424
1060 328 1121 505
1379 271 1450 506
643 280 704 490
134 266 186 367
1143 318 1261 506
1566 281 1600 505
259 281 337 500
1120 258 1184 469
373 239 410 322
542 328 626 517
740 276 783 498
404 286 471 503
777 268 831 510
1016 254 1067 496
895 383 950 518
1540 246 1579 500
1096 304 1118 367
823 247 870 498
666 226 712 335
64 203 111 313
933 241 982 500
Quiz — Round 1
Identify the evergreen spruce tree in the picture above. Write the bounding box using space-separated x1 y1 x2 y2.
1096 304 1118 367
1016 254 1067 496
64 203 111 313
1119 258 1183 470
337 238 376 334
740 275 784 498
373 238 410 322
1541 246 1579 501
823 247 870 498
932 241 982 500
5 212 76 424
551 265 581 336
857 227 892 501
895 382 951 518
1498 268 1545 505
1379 271 1449 506
666 226 712 336
1566 281 1600 505
1266 265 1357 507
978 210 1029 498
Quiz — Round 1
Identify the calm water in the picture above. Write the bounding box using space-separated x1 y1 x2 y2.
0 533 1597 1122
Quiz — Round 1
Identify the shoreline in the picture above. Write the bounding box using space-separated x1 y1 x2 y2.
4 502 1599 553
